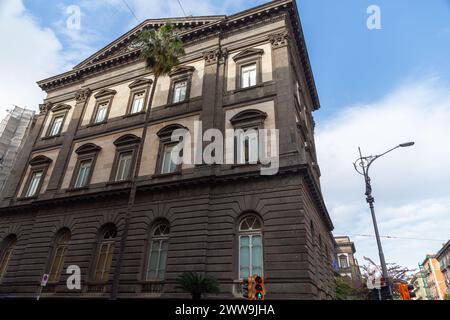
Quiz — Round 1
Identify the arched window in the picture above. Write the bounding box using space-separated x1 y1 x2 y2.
0 234 17 283
239 215 263 279
93 225 117 282
146 223 170 280
339 254 349 269
48 229 71 283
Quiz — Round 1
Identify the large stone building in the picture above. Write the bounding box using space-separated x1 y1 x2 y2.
334 236 362 288
0 106 35 193
420 255 446 300
0 0 335 299
435 240 450 297
410 271 429 300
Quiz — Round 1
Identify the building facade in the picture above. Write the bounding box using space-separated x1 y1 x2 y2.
0 106 35 193
435 240 450 297
420 255 446 300
334 236 362 288
0 0 335 299
410 272 429 300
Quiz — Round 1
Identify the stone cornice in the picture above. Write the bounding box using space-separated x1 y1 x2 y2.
0 163 333 231
36 0 320 109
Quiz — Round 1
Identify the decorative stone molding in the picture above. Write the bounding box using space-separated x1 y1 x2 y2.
51 103 72 112
169 65 195 77
75 143 102 155
232 48 264 62
269 31 289 49
203 48 227 65
75 88 92 103
39 102 53 115
129 78 153 89
94 88 117 99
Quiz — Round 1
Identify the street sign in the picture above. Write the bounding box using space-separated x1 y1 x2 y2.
41 274 49 287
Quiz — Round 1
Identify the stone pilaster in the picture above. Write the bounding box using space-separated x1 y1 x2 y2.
269 30 299 163
45 88 91 191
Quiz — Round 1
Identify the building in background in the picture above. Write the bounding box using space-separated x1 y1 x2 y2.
0 1 335 299
0 106 35 193
334 236 362 288
410 271 429 300
420 255 446 300
436 240 450 297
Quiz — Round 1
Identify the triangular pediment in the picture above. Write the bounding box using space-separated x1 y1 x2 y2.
94 88 117 99
232 48 264 61
169 65 195 77
129 78 153 88
74 16 225 70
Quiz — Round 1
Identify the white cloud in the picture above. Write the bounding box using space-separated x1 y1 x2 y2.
0 0 66 119
317 77 450 269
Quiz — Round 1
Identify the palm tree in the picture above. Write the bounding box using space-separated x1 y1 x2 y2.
176 272 220 300
128 22 184 173
111 24 185 299
134 23 185 111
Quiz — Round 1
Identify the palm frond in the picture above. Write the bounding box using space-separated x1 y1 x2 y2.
134 23 185 78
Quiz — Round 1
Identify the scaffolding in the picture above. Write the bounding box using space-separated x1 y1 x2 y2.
0 106 35 193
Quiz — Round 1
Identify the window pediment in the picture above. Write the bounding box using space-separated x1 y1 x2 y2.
94 88 117 99
233 48 264 62
51 104 71 112
129 78 153 89
156 124 187 138
230 109 267 127
75 143 102 155
169 66 195 78
113 134 141 147
29 155 52 166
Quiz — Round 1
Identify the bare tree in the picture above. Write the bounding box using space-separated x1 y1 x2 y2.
361 256 416 283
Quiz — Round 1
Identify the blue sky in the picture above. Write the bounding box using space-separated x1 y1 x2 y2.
20 0 450 120
0 0 449 270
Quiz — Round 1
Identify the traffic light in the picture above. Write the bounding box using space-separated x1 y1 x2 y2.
408 284 416 299
399 283 411 300
253 275 265 300
242 276 253 299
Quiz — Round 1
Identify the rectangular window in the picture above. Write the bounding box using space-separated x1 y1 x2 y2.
239 235 263 279
25 170 43 197
94 102 108 123
161 145 177 174
146 239 168 280
237 130 259 164
241 63 257 88
115 152 133 181
131 92 145 114
339 255 349 268
49 116 64 136
74 159 92 188
172 81 187 103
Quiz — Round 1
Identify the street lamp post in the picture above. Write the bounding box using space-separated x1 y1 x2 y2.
353 142 414 300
